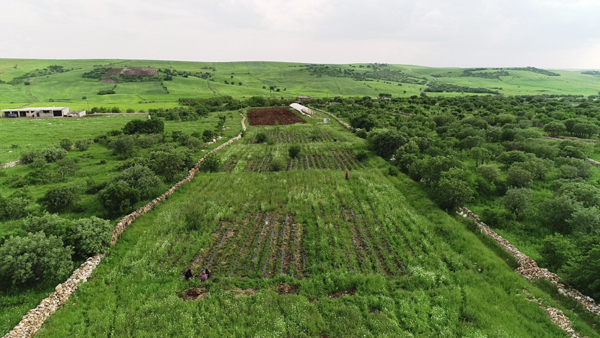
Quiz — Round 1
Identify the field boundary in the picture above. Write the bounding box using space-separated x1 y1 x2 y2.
459 207 600 317
309 107 356 131
3 114 247 338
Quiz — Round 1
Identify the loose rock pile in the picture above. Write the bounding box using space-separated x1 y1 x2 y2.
1 160 21 169
460 207 600 334
586 158 600 166
543 135 598 143
4 115 247 338
4 255 104 338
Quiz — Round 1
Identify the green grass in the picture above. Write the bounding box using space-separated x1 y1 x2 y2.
2 116 594 337
1 59 599 113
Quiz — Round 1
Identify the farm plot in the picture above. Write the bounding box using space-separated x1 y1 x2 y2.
247 108 306 126
186 213 306 279
245 151 366 172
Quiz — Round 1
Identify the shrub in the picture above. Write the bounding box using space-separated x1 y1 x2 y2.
201 154 221 173
98 180 141 217
255 132 268 144
41 147 68 163
356 151 368 162
39 185 79 212
270 157 285 172
288 145 301 159
202 130 215 142
114 165 162 198
69 217 112 258
0 232 73 285
59 139 73 151
75 140 90 151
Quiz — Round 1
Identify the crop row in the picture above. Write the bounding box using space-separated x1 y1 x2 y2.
187 213 305 279
245 151 366 172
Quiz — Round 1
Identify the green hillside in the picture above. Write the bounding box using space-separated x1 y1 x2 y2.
1 59 599 112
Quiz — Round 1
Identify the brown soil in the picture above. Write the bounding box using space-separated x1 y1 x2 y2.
328 289 356 299
122 67 158 76
275 282 299 295
178 287 208 301
247 108 305 126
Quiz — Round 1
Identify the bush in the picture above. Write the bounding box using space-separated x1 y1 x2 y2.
113 165 162 198
270 157 285 172
59 139 73 151
356 151 368 162
69 217 112 258
41 147 68 163
98 180 140 217
0 232 73 285
202 130 215 142
201 154 221 173
288 145 301 159
255 132 268 143
75 140 90 151
39 185 79 212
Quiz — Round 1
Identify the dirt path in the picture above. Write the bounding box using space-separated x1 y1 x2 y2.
4 115 248 338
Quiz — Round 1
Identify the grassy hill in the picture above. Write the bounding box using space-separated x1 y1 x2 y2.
0 59 599 112
3 110 594 337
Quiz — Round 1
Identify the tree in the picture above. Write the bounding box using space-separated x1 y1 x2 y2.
503 187 532 220
0 232 73 286
542 195 580 233
69 217 112 258
201 154 221 173
288 145 301 159
540 234 577 272
114 165 162 197
476 164 501 184
98 180 140 217
59 139 73 151
433 168 473 210
544 122 566 137
39 185 79 212
506 166 534 188
367 129 409 159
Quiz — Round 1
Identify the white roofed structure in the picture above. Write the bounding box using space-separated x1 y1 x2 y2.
290 103 313 116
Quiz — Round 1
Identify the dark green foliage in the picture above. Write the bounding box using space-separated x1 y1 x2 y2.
113 165 162 198
367 129 408 159
255 132 268 144
288 145 301 159
75 139 90 151
39 185 79 212
69 217 112 258
0 232 73 286
147 149 193 182
200 154 221 173
98 180 140 217
59 139 73 151
356 151 368 162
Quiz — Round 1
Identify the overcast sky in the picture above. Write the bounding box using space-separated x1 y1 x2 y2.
1 0 599 69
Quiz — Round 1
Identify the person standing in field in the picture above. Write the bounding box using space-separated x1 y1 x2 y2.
345 172 349 181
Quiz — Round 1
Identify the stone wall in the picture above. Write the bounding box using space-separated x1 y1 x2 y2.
460 207 600 318
3 114 247 338
1 160 21 169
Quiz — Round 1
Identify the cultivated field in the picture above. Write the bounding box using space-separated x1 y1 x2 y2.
247 107 306 126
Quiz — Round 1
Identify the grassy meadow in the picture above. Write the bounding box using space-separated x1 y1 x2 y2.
0 59 599 113
0 112 592 337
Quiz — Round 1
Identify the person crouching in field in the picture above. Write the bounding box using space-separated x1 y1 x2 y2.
201 269 211 282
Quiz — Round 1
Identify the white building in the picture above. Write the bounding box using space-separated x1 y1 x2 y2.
290 103 313 116
2 107 70 118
